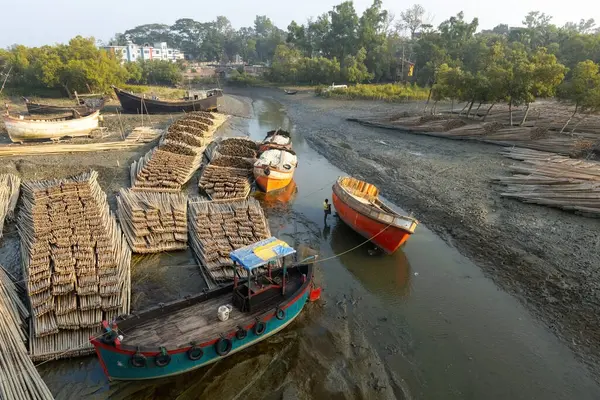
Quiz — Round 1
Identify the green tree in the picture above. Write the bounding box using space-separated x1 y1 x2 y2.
325 1 359 61
342 48 373 83
557 60 600 132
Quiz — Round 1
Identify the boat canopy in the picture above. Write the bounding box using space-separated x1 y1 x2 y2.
230 237 296 271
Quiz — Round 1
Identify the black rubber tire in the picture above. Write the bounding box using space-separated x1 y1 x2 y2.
264 168 270 176
254 321 266 336
236 327 247 340
187 346 203 361
131 352 147 368
101 330 118 345
215 338 232 356
155 352 171 367
275 307 286 320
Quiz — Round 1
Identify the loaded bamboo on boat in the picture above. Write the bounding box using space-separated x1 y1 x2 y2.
332 177 418 253
254 148 298 192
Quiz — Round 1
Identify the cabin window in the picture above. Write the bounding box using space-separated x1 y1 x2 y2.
156 50 160 55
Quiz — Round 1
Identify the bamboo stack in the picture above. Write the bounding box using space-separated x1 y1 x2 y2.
205 137 258 163
130 112 226 192
495 148 600 215
188 197 271 286
18 170 131 361
117 189 188 253
0 266 54 400
0 174 21 238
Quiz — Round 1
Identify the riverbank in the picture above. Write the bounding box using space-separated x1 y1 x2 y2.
229 87 600 375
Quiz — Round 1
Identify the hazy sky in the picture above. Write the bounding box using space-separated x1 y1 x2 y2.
1 0 598 47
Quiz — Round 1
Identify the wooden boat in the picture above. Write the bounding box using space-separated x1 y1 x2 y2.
3 110 100 143
24 97 105 115
90 237 320 381
112 86 222 114
258 130 292 153
254 149 298 192
332 177 418 253
284 89 298 95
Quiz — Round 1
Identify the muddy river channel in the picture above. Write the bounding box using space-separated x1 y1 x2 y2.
21 93 600 399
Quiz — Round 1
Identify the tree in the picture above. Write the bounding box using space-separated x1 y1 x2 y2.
325 1 359 60
558 60 600 132
563 19 596 34
342 48 373 83
397 4 426 38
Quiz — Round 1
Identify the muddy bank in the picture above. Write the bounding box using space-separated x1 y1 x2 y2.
231 87 600 374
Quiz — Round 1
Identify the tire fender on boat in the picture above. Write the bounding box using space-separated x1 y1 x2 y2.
155 347 171 367
264 168 270 176
275 307 286 320
236 326 247 340
187 345 204 361
254 320 266 336
101 329 118 345
131 350 147 368
215 337 232 356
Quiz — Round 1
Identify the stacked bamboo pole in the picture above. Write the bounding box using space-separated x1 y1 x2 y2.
495 148 600 215
188 197 271 286
0 128 162 158
0 174 21 238
131 112 226 191
18 170 131 361
0 266 54 400
117 189 188 253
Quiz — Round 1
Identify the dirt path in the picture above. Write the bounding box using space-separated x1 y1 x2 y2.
231 87 600 375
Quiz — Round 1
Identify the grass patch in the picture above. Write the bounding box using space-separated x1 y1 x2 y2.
121 84 186 99
318 83 429 102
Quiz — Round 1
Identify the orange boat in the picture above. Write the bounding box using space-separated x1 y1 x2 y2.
332 177 418 253
259 130 292 153
254 149 297 192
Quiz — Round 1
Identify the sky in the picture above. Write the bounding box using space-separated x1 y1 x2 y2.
1 0 598 47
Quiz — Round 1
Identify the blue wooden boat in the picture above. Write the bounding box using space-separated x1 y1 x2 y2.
90 237 320 381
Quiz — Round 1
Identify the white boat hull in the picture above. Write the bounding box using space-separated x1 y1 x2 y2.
3 111 100 143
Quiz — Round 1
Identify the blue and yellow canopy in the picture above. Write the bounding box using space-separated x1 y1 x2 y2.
230 237 296 271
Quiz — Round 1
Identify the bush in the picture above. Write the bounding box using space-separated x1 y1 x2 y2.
318 83 429 102
227 73 266 87
126 60 182 86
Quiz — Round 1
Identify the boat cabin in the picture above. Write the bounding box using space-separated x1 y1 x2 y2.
230 237 297 312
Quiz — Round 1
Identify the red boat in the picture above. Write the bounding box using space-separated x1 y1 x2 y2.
332 177 418 253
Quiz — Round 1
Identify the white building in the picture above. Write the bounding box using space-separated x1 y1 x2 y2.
103 42 184 63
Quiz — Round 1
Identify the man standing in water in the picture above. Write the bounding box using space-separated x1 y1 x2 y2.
323 198 332 224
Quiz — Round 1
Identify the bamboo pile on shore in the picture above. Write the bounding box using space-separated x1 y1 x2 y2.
188 197 270 286
495 148 600 215
131 112 226 191
18 170 131 361
117 189 188 253
0 174 21 238
0 266 54 400
199 155 254 200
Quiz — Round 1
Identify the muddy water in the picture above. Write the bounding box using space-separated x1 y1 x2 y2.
37 95 600 399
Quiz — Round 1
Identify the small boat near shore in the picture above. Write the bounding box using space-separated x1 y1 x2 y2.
24 97 105 115
254 148 298 192
91 237 320 381
284 89 298 95
112 86 222 114
259 130 292 153
332 177 418 253
3 110 100 143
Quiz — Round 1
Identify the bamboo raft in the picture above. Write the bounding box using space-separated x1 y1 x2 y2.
130 112 226 192
495 148 600 216
0 174 21 238
188 197 271 287
117 189 188 253
348 116 599 156
0 266 54 400
18 171 131 361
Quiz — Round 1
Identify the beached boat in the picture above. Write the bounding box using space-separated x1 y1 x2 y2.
284 89 298 95
24 97 105 115
3 110 100 143
113 86 222 114
332 177 418 253
259 130 292 153
91 237 320 381
254 149 297 192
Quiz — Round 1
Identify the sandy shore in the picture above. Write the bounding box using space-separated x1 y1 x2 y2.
230 87 600 374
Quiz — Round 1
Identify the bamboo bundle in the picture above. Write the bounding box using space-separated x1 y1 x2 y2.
117 189 188 253
188 197 271 286
18 170 131 360
0 266 54 400
0 174 21 238
199 165 253 200
495 148 600 215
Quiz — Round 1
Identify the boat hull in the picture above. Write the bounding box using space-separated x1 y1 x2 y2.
254 166 294 192
25 99 105 115
113 87 221 114
91 284 311 380
3 111 100 143
332 192 412 253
